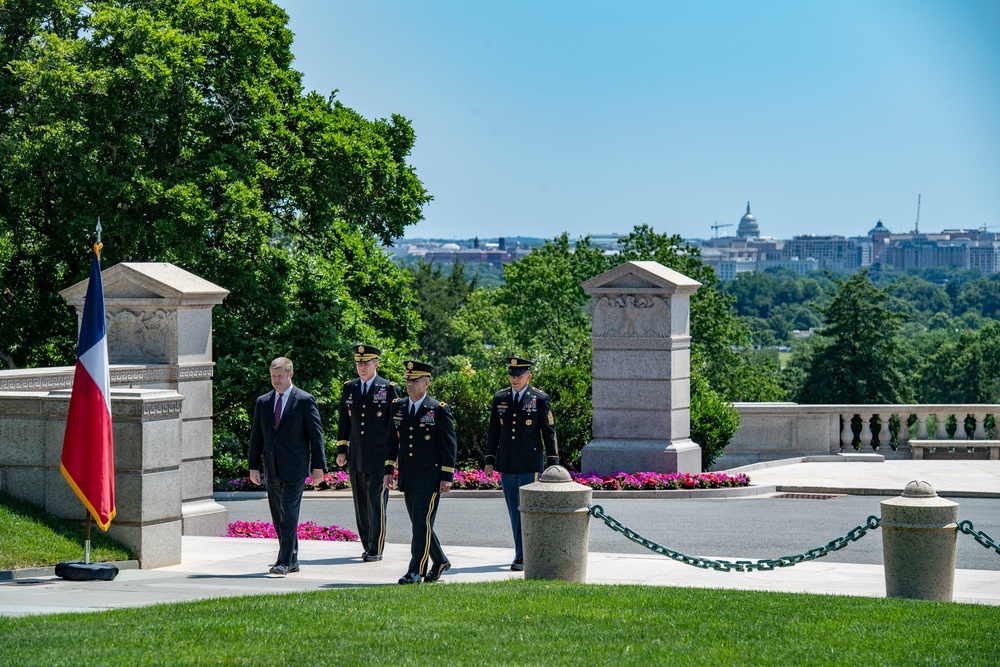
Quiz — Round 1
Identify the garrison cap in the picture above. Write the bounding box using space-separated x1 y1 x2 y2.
403 360 433 379
353 344 381 362
507 357 534 376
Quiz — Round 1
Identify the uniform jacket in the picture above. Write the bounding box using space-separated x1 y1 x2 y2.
336 375 402 473
385 395 458 494
248 385 326 482
485 386 558 474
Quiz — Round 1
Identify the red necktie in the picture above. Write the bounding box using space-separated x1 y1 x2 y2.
274 393 283 428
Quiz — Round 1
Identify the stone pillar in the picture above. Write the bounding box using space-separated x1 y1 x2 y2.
519 466 593 582
60 263 229 537
881 480 959 602
580 261 702 475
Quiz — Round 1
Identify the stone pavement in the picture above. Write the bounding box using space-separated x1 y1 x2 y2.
2 457 999 616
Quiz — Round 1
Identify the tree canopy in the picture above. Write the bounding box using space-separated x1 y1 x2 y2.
796 270 911 404
0 0 429 441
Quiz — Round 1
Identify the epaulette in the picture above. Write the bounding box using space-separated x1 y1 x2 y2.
440 402 448 407
389 381 398 386
343 380 352 386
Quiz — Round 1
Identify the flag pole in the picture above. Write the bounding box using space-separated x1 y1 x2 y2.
86 217 99 567
55 218 119 581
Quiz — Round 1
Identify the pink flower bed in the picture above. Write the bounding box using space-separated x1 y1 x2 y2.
226 520 358 541
222 468 749 492
570 471 750 490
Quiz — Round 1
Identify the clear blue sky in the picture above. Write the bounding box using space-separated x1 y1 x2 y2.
274 0 1000 242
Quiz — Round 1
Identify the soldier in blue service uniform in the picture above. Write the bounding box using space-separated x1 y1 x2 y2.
335 345 402 562
383 361 458 584
485 357 559 571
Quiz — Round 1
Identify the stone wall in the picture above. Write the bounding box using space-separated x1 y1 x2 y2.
0 262 229 568
0 385 185 568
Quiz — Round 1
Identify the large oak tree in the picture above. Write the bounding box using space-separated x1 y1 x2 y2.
0 0 429 444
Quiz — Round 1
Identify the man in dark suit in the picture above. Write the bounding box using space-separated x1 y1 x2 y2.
383 361 458 585
335 344 402 562
248 357 326 575
485 357 559 571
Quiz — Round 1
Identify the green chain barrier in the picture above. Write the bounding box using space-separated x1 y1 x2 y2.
958 520 1000 555
588 504 881 573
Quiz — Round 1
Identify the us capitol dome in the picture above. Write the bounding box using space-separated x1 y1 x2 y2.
737 202 760 238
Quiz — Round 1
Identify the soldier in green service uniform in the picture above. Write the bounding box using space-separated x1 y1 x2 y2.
384 361 458 584
335 345 402 562
485 357 559 571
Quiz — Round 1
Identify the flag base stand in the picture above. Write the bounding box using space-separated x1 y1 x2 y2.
55 561 119 581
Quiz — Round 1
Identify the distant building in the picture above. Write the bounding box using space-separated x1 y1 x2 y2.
736 202 760 238
782 235 860 272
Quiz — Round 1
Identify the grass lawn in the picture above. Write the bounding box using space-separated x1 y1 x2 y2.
1 581 998 666
0 492 134 569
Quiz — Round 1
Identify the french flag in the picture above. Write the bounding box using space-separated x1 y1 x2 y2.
60 249 116 531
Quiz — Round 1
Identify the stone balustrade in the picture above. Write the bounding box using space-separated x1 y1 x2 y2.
713 403 999 470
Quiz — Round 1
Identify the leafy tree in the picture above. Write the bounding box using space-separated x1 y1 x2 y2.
0 1 428 448
495 233 606 357
916 321 1000 404
951 275 1000 321
449 287 516 368
797 270 912 404
406 260 477 370
690 353 740 470
886 274 952 319
615 226 785 402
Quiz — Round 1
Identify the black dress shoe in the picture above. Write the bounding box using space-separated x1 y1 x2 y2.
287 564 300 573
269 564 290 575
398 572 422 585
362 552 383 562
424 561 451 583
510 558 524 572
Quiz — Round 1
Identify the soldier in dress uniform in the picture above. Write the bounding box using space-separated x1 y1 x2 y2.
485 357 558 571
335 345 402 562
383 361 458 584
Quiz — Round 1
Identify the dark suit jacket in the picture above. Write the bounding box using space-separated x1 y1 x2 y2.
385 396 458 494
249 385 326 482
335 375 402 473
485 386 559 474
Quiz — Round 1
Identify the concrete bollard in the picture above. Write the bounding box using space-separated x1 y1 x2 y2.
881 480 959 602
519 465 593 582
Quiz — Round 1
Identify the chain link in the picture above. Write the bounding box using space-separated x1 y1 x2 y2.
588 504 881 573
958 520 1000 555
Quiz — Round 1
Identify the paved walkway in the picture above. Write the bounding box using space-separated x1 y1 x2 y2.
2 457 999 616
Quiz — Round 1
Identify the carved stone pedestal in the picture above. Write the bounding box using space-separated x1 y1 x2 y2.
580 261 702 475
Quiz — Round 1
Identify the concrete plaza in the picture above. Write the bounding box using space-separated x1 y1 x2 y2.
2 458 999 616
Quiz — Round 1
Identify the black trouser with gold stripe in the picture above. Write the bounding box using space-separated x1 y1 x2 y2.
350 469 388 556
403 491 445 576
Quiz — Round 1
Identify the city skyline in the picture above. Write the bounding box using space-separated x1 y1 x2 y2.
275 0 1000 242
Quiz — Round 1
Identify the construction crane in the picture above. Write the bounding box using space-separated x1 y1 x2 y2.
711 222 733 238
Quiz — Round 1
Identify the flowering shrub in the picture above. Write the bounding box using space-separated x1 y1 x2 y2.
570 471 750 490
220 469 748 492
226 520 358 541
219 471 352 492
451 468 501 490
305 471 351 490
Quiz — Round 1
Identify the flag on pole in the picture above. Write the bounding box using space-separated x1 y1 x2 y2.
60 239 116 531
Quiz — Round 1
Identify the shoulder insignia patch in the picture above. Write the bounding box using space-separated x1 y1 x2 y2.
440 402 448 407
